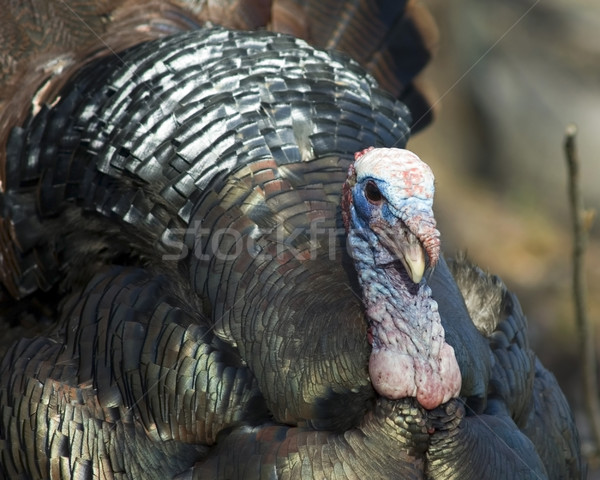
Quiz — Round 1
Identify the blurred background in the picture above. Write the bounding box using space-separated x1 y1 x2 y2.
409 0 600 474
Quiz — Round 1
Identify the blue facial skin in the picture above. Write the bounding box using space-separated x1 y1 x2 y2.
349 178 405 265
352 176 419 231
349 174 436 278
352 178 387 222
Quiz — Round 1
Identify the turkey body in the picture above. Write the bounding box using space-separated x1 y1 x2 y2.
0 1 585 479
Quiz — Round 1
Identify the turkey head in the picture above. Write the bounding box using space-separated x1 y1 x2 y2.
342 147 461 409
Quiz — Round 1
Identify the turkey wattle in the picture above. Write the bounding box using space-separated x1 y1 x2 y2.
342 147 461 409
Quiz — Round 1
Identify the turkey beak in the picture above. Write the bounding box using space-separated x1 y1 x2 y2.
372 223 427 284
398 238 426 284
389 232 426 284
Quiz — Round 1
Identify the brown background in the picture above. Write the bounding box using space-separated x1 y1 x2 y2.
412 0 600 474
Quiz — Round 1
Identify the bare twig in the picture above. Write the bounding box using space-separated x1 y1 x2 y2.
564 124 600 454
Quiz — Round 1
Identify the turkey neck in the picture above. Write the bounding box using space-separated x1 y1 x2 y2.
347 228 462 409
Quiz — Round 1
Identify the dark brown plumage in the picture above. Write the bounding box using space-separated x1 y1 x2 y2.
0 1 584 478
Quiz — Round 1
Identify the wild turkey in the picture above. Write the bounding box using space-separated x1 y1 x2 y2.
0 0 584 478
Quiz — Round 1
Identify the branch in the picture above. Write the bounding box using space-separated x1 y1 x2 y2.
564 124 600 454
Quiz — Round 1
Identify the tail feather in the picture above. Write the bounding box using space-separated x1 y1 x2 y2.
271 0 438 129
0 0 437 168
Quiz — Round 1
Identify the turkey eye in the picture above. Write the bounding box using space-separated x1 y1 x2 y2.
365 181 383 204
